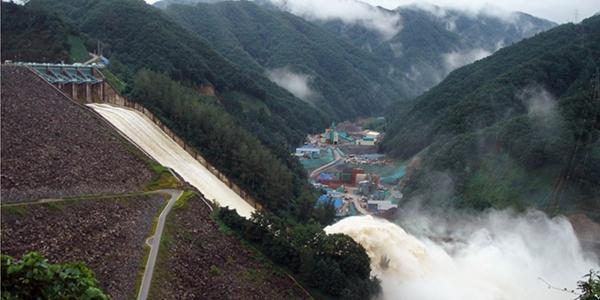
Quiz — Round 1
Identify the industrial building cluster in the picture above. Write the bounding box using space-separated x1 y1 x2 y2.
295 120 403 218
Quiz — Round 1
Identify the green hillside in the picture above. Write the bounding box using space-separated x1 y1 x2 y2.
163 1 406 119
1 2 71 62
17 0 323 215
382 16 600 217
28 0 327 147
322 5 556 98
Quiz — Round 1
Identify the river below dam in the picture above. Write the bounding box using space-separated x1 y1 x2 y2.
325 210 599 300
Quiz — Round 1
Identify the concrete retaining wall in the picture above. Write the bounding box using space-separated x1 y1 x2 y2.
99 82 263 211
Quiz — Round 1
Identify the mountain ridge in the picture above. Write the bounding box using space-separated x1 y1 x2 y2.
382 15 600 217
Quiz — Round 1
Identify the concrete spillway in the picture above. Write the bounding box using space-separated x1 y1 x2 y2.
88 103 255 218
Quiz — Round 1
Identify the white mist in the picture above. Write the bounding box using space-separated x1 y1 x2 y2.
325 210 598 300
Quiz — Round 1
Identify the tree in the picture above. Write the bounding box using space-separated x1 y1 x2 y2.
217 208 381 298
1 252 108 300
577 270 600 300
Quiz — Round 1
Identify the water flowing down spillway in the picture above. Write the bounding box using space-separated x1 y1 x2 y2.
88 103 255 218
325 212 599 300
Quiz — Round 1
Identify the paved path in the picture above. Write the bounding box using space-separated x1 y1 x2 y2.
83 53 100 65
137 189 183 300
310 148 344 179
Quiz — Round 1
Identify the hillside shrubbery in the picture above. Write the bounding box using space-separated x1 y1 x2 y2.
218 207 380 299
165 1 404 119
131 70 331 218
1 252 108 299
28 0 328 151
577 270 600 300
1 2 71 62
382 16 600 213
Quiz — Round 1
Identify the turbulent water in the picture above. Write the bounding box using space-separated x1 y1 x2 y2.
325 210 599 300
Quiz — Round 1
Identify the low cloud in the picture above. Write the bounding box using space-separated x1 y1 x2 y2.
518 84 565 139
519 85 557 117
442 48 491 72
266 0 402 40
266 67 318 102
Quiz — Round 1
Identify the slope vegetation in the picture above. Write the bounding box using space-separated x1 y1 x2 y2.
382 16 600 216
164 1 405 119
23 0 328 213
0 66 153 202
1 2 71 63
28 0 327 148
149 194 307 299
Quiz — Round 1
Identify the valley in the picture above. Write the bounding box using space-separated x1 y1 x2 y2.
1 0 599 299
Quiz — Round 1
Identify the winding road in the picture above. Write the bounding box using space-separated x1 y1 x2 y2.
137 189 183 300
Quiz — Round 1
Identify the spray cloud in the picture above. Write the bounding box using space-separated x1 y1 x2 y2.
325 210 598 300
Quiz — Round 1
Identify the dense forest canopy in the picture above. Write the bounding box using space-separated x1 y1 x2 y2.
17 0 333 214
27 0 328 147
164 1 406 120
131 70 305 213
382 15 600 218
1 2 72 62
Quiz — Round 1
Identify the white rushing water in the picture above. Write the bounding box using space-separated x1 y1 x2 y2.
325 211 599 300
88 103 255 218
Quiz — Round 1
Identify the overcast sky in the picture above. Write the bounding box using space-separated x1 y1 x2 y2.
145 0 599 24
362 0 599 23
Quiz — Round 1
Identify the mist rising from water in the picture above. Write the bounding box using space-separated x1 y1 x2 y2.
325 210 598 300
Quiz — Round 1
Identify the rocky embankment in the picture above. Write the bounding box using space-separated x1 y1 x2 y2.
1 194 166 299
150 195 307 300
0 65 153 202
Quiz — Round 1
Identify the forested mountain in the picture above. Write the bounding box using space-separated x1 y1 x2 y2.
321 4 556 97
1 2 72 62
27 0 327 144
156 0 555 107
381 16 600 218
18 0 328 214
162 1 406 119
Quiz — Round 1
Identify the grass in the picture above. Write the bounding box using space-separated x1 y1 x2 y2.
1 205 29 217
99 68 127 94
145 162 181 191
146 190 192 300
172 191 196 209
67 35 89 63
135 191 175 300
1 191 167 209
209 265 223 277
